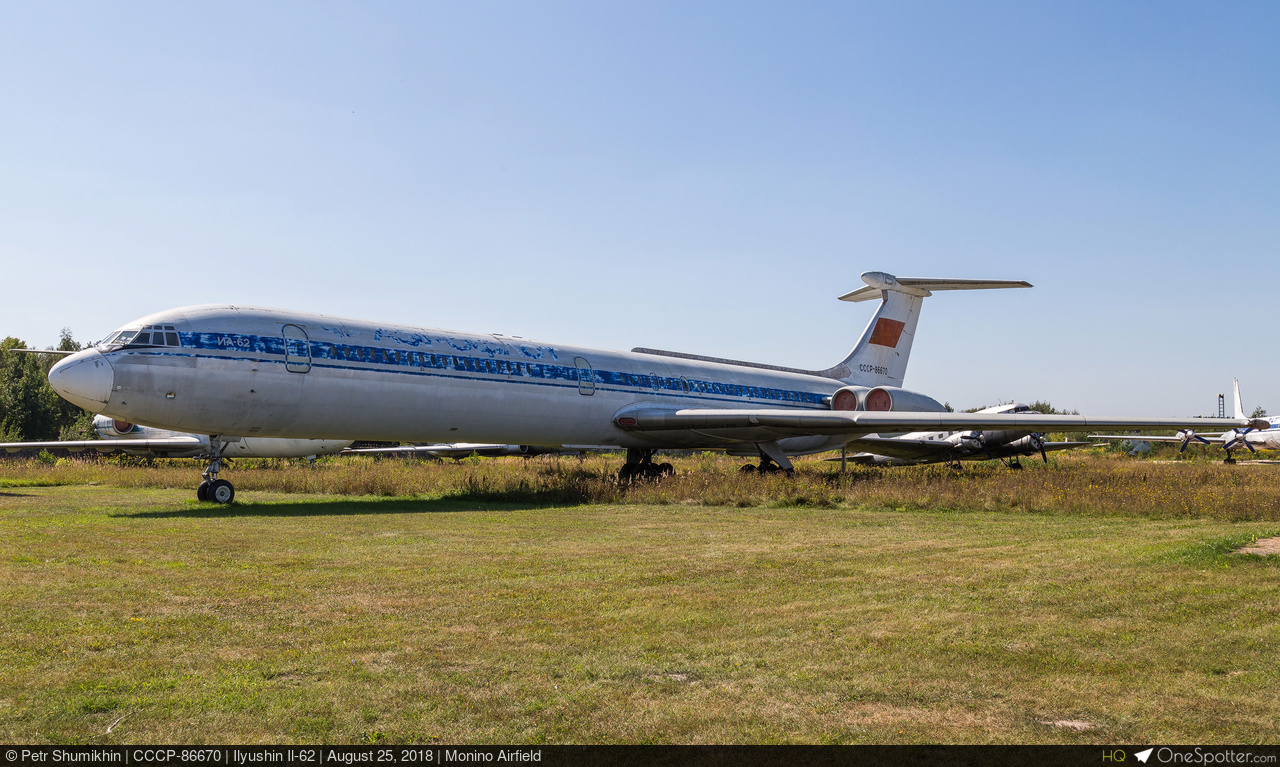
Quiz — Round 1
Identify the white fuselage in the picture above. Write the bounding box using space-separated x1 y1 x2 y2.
1244 423 1280 451
52 304 945 455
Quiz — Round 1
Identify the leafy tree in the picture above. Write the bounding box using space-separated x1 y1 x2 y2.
56 327 81 353
1025 400 1085 442
45 328 88 435
0 331 94 441
0 338 60 440
1027 399 1079 416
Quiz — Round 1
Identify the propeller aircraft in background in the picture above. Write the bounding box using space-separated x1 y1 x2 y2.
37 271 1266 502
1091 379 1277 463
840 403 1087 468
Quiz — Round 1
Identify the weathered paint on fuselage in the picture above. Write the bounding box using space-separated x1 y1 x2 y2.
80 304 944 453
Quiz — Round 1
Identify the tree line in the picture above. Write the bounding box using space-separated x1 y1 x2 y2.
0 330 94 441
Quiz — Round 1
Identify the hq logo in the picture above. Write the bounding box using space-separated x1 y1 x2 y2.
1102 749 1153 763
1095 752 1157 763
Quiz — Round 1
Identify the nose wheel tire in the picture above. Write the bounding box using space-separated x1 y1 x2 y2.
208 479 235 504
196 481 210 502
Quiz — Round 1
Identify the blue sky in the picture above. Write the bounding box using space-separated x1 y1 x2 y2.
2 1 1276 415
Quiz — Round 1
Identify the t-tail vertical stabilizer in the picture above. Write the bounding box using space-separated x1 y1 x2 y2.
820 271 1032 387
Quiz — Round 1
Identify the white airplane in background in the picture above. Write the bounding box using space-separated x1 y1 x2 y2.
1091 379 1278 462
842 402 1088 468
0 413 351 466
39 271 1264 503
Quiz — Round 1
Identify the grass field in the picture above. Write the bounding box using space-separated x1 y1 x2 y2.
2 454 1279 744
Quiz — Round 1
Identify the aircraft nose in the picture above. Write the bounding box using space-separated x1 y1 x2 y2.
48 349 115 410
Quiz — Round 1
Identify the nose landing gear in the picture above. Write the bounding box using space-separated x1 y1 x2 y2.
196 437 235 503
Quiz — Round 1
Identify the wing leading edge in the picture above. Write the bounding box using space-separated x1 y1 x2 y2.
0 437 205 454
612 407 1266 439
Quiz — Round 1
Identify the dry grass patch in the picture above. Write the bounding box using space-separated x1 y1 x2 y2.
1235 536 1280 555
4 450 1280 521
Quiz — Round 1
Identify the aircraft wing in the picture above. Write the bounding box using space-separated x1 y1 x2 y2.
343 444 446 455
343 443 559 458
0 348 77 356
613 408 1266 441
1089 434 1227 444
837 437 1088 462
0 437 205 454
842 436 958 461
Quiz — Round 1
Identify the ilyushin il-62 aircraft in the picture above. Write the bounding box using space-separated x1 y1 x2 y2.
42 271 1265 503
0 413 350 461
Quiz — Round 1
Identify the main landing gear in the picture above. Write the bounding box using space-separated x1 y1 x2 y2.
739 442 795 477
195 436 235 504
739 455 793 476
618 449 673 482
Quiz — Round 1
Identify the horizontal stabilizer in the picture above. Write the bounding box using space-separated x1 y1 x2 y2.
839 272 1032 302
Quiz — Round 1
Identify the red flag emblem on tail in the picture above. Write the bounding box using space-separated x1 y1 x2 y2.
868 318 906 347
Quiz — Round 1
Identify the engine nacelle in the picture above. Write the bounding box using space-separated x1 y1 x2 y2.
864 387 893 411
948 430 984 451
828 386 868 411
92 415 137 438
827 385 948 413
1006 433 1046 454
1222 429 1256 453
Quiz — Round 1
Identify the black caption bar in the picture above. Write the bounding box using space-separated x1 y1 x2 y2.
1 746 1279 767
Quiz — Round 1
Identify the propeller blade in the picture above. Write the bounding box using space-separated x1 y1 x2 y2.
1178 430 1209 453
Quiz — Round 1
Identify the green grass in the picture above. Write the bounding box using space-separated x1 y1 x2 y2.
2 480 1279 744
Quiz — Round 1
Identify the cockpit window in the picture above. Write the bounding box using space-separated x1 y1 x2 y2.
102 324 181 349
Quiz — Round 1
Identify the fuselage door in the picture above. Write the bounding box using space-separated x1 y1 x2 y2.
575 356 594 396
282 324 311 373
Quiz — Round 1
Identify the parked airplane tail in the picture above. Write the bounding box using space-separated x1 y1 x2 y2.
819 271 1031 388
1233 378 1247 420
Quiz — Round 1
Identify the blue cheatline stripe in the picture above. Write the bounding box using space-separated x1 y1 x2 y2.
160 331 831 409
